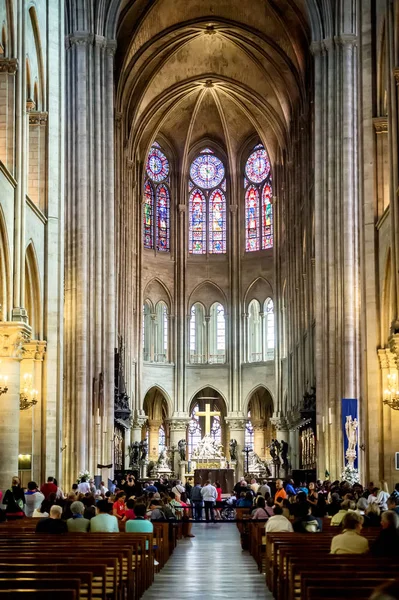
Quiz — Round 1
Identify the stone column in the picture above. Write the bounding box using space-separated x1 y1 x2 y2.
131 415 148 444
0 323 31 491
167 418 189 476
175 205 186 412
148 420 162 461
225 417 246 479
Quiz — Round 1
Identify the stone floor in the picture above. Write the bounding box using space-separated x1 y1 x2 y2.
142 522 274 599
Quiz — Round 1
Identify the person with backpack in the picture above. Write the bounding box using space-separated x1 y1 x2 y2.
3 476 25 519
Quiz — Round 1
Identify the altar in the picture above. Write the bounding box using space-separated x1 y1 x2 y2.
194 468 234 494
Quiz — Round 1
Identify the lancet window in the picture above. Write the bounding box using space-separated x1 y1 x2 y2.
142 299 170 363
245 411 254 451
143 143 171 252
246 297 274 362
189 149 227 254
188 404 202 459
189 302 226 364
244 144 273 251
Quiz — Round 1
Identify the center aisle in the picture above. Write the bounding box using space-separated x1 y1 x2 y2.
142 523 273 599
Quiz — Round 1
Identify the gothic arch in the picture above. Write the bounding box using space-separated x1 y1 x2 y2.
25 241 41 339
0 205 11 321
243 384 274 416
244 276 273 307
188 280 227 314
142 383 173 418
187 384 228 414
143 277 172 311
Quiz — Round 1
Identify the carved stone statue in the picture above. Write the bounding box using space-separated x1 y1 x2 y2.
157 447 170 468
345 416 358 453
229 438 238 461
248 451 271 476
128 441 140 467
139 439 148 462
192 434 225 460
269 439 281 464
178 439 187 461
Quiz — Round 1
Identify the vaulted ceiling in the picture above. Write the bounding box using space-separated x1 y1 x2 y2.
115 0 312 166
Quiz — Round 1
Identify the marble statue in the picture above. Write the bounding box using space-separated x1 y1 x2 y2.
248 451 271 475
192 434 225 460
345 416 358 453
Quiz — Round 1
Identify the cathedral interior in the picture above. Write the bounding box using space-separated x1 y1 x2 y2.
0 0 398 491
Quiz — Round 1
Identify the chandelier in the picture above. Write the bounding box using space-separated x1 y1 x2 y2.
0 361 8 396
20 373 38 411
383 373 399 410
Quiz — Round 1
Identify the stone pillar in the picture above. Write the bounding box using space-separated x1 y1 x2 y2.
131 414 147 444
0 323 31 491
167 418 189 476
252 420 265 458
148 420 162 461
289 427 300 471
225 417 246 480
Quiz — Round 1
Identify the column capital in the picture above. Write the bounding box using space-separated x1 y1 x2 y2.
132 413 148 429
0 57 18 73
67 32 94 47
252 419 265 432
378 347 397 370
0 322 31 358
22 340 47 361
373 117 388 134
225 415 246 430
167 417 189 432
29 111 48 126
270 415 289 431
178 204 186 213
333 34 357 48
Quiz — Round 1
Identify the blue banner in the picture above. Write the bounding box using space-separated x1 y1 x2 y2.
341 398 358 469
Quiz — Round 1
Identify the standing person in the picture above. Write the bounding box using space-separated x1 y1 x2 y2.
99 481 108 496
3 476 25 519
214 481 223 520
77 478 90 495
90 499 119 532
66 501 90 532
191 482 203 521
24 482 45 517
274 479 287 504
123 475 136 499
201 480 217 522
35 505 68 533
285 479 296 497
259 480 271 498
185 478 193 501
330 512 369 554
250 478 259 495
40 476 58 499
172 480 185 501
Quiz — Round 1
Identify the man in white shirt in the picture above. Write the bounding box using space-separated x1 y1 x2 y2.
265 505 293 534
77 479 91 494
201 480 217 522
259 480 271 498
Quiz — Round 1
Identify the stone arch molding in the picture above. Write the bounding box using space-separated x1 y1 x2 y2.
0 204 11 321
244 277 273 308
187 384 228 415
142 383 173 418
188 280 227 314
243 384 275 417
143 278 172 311
25 240 42 339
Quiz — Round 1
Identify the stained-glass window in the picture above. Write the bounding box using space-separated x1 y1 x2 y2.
189 149 227 255
245 411 254 450
209 189 226 253
190 153 225 189
264 297 275 357
156 185 170 252
188 405 202 459
143 143 171 251
146 146 169 182
158 424 166 454
143 181 154 249
244 144 273 251
245 187 260 252
189 189 207 254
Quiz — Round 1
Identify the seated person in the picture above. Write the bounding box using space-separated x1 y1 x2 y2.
293 503 322 533
330 499 355 526
365 501 381 527
387 495 399 517
168 492 184 518
90 499 119 532
252 496 273 520
327 492 342 517
126 502 153 533
36 505 68 534
67 500 90 532
125 497 136 521
330 511 369 554
265 505 293 534
371 510 399 557
237 491 254 508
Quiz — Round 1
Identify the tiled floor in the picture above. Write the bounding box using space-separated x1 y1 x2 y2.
142 522 274 599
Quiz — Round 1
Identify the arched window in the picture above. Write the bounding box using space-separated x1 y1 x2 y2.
188 404 202 459
210 414 222 445
245 411 254 451
248 299 262 362
143 301 152 361
155 301 168 363
264 297 275 359
244 144 273 251
143 143 170 251
158 424 166 454
189 303 206 363
209 302 226 363
189 149 227 254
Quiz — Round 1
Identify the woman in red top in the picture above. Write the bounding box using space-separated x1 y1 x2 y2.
214 481 222 520
113 491 127 529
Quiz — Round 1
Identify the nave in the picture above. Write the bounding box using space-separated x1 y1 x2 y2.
142 523 273 599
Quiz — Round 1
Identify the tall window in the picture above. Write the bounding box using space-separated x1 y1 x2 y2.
244 144 273 251
188 404 202 459
189 303 206 363
245 411 254 450
248 299 262 362
209 302 226 363
210 414 222 444
143 301 152 361
155 301 168 363
189 148 227 254
143 143 170 252
158 424 166 454
264 297 275 359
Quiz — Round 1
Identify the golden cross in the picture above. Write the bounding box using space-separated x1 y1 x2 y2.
196 402 221 435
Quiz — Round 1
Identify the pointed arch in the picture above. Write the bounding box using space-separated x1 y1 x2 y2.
243 384 274 419
0 205 11 321
143 277 172 310
25 241 41 339
188 279 227 312
244 276 273 307
143 384 172 420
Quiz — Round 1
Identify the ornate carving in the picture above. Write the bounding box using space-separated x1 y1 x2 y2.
178 204 186 213
204 25 216 35
94 35 107 49
167 418 189 432
378 348 397 370
68 33 94 47
0 323 31 358
373 117 388 134
29 112 48 126
270 416 288 431
0 58 18 73
334 34 357 47
22 340 47 361
106 40 117 57
204 79 214 88
389 334 399 367
225 417 246 430
132 414 148 429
